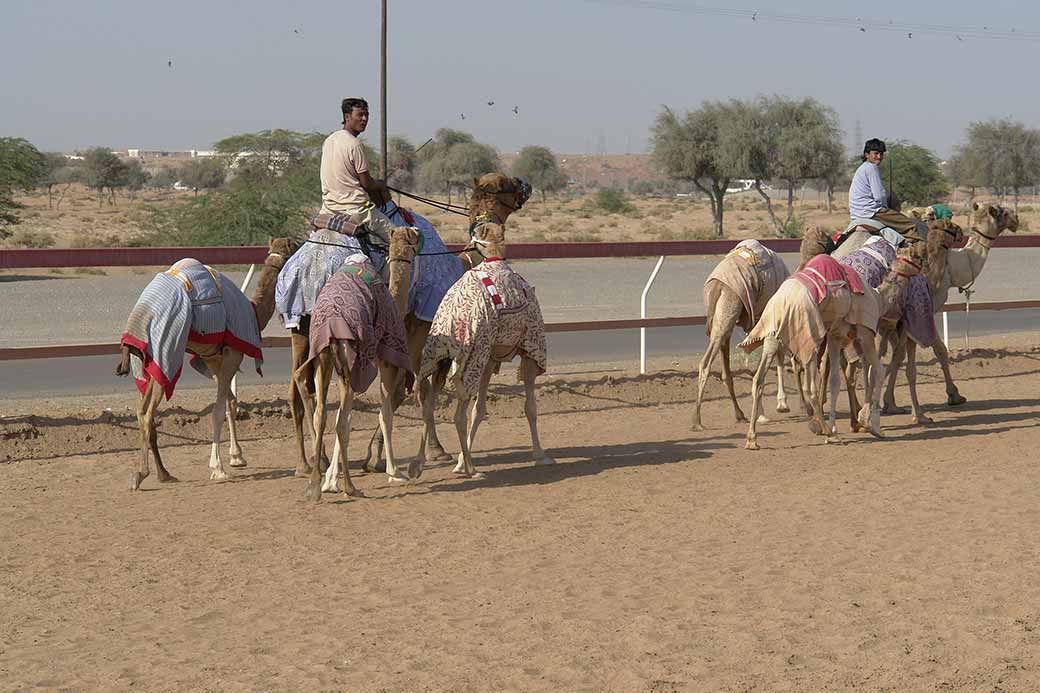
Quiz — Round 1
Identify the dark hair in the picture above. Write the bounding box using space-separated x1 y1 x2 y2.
341 98 369 117
863 138 886 155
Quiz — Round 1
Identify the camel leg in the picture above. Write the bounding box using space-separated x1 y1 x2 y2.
745 337 778 450
883 330 910 415
906 340 932 424
226 376 247 468
378 362 413 483
826 343 845 439
844 354 862 433
521 356 555 466
130 380 174 490
207 350 239 481
719 335 752 424
803 354 829 439
932 339 966 406
775 354 791 414
328 349 361 497
453 394 482 479
693 324 742 429
856 329 885 438
454 361 496 474
415 364 448 479
303 350 333 502
289 330 314 477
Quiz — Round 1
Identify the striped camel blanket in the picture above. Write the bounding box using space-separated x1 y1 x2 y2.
704 239 789 334
306 257 411 394
420 259 547 399
121 259 263 400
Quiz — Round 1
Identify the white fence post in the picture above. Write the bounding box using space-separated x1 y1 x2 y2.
640 256 666 374
230 263 257 398
942 310 949 347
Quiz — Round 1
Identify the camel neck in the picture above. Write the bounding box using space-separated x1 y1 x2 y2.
945 234 992 290
251 256 284 330
386 257 412 318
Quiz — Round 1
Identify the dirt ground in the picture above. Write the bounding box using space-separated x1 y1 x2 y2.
3 339 1040 690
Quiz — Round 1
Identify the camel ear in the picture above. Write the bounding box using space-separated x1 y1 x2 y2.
973 202 980 211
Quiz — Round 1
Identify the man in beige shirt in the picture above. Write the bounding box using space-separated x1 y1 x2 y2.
319 97 395 244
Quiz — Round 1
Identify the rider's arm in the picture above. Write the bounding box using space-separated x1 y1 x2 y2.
867 164 888 209
357 170 390 206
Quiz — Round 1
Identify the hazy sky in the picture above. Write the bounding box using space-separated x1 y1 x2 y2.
3 0 1039 158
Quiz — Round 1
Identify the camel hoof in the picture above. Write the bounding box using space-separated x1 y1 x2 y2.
387 472 410 483
947 393 967 406
344 486 364 498
912 415 934 425
882 404 909 415
321 479 343 493
825 435 844 445
745 440 760 451
294 465 313 478
408 460 425 481
427 449 452 462
318 455 330 475
303 481 322 503
229 455 247 468
363 460 387 474
209 469 230 481
469 472 487 480
776 403 790 413
808 419 824 435
129 471 147 491
535 455 556 466
756 414 771 425
691 420 706 431
157 473 179 484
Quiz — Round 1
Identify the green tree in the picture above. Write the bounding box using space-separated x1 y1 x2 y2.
512 146 567 201
652 103 735 237
81 147 128 206
0 137 46 234
953 119 1040 212
33 152 72 209
417 129 500 204
149 167 179 191
177 158 226 196
883 141 949 207
214 129 324 178
384 136 417 190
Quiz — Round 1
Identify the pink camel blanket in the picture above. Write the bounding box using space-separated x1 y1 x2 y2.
794 254 864 304
121 259 263 400
420 259 547 399
704 239 789 333
306 257 411 394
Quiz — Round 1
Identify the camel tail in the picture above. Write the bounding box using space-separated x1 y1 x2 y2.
115 345 131 377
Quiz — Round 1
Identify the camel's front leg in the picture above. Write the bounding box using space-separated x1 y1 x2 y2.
521 356 554 465
226 376 247 468
843 353 862 433
378 363 413 483
131 380 173 490
745 338 778 450
826 342 845 440
931 339 966 406
905 341 931 424
454 361 496 474
326 357 361 497
453 394 482 479
775 353 791 414
208 351 239 481
289 329 314 477
303 351 334 502
883 329 909 415
804 356 828 438
857 328 885 438
415 363 448 479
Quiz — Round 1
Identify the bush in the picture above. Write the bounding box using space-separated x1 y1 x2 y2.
7 228 55 248
592 189 634 214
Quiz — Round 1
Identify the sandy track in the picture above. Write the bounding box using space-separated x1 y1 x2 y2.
3 347 1040 690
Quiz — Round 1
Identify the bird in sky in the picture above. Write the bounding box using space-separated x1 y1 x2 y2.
460 113 466 120
512 105 519 115
751 11 757 21
487 100 495 107
168 59 172 68
956 34 963 41
293 27 300 34
907 32 912 39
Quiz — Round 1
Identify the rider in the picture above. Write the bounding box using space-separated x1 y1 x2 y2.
848 138 924 244
319 97 395 245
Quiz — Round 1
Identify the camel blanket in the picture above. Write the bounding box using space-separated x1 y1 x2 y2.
739 277 829 367
121 259 263 400
704 239 789 334
306 258 411 394
837 237 895 290
904 275 939 347
794 254 864 303
420 260 547 399
383 201 464 322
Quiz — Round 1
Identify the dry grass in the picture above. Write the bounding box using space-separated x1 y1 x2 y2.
6 183 1039 250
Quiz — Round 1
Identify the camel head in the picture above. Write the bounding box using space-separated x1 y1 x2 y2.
891 244 924 278
386 226 422 317
266 237 300 268
461 222 507 269
972 203 1018 240
796 225 834 271
470 173 532 224
909 206 936 221
922 220 963 289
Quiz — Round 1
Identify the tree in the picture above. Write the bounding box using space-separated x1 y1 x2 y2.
417 129 500 204
177 158 226 196
0 137 45 234
149 167 179 191
882 141 949 208
33 152 72 209
652 104 735 237
953 119 1040 212
214 129 324 180
81 147 128 206
512 146 568 201
385 136 417 190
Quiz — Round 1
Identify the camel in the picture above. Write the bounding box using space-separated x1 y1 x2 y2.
295 227 422 502
363 173 532 471
693 230 832 430
415 222 552 480
739 249 890 450
116 237 298 490
882 202 1018 410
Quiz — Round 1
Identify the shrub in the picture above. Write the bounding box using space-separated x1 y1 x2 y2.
7 228 55 248
592 189 634 214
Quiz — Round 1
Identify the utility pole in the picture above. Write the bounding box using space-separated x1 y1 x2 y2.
380 0 388 179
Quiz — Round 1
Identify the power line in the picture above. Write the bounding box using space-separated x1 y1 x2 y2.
583 0 1040 43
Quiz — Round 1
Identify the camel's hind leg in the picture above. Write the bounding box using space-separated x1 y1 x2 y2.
905 340 931 424
745 337 779 450
453 361 495 476
826 342 846 439
883 328 910 415
377 361 413 483
205 350 241 481
130 379 174 490
325 345 361 497
303 349 334 502
453 393 481 479
415 363 449 479
775 353 791 414
521 356 554 465
932 339 966 406
226 373 247 468
856 328 885 438
693 292 743 429
289 329 315 477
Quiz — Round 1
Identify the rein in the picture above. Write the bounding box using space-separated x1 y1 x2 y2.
386 186 470 217
303 237 466 258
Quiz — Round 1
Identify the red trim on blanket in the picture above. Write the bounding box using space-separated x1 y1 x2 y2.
120 332 181 400
187 329 264 374
398 207 416 225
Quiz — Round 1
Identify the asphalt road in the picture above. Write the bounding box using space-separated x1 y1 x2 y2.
2 251 1039 398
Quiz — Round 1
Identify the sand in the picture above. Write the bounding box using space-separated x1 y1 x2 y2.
2 344 1040 690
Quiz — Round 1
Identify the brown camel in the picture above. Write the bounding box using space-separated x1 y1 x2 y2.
693 231 831 430
739 251 890 450
362 173 531 472
416 222 552 480
296 227 422 501
116 237 298 490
